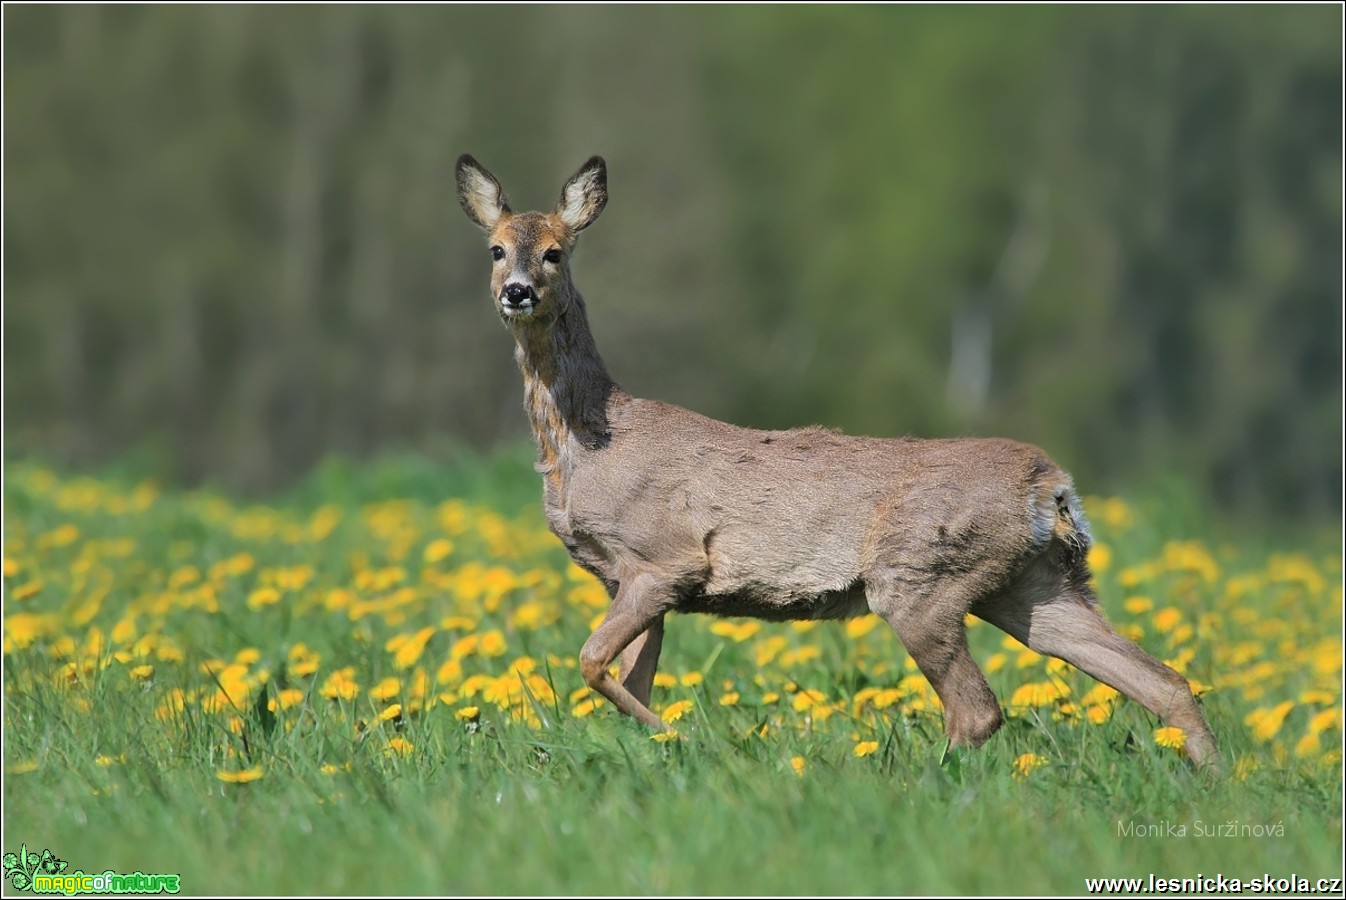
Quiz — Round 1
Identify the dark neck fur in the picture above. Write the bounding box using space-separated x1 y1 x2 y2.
513 289 616 482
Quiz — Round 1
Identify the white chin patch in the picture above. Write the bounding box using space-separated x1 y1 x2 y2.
500 301 537 319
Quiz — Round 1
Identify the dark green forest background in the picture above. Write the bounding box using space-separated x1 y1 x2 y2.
3 5 1341 520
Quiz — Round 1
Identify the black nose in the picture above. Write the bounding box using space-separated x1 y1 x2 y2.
503 283 535 306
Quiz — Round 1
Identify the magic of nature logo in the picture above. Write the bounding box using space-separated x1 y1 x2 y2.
3 844 180 895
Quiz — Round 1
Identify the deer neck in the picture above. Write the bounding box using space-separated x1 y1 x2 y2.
512 288 616 488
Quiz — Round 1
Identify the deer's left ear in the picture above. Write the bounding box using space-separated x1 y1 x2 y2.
555 157 607 232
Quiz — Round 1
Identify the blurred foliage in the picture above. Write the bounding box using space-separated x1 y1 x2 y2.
3 5 1340 519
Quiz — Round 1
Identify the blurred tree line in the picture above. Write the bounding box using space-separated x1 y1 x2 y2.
3 5 1340 520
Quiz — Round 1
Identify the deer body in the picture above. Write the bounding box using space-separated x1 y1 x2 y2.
457 154 1220 769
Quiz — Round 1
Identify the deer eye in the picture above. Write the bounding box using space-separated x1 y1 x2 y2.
542 248 562 265
490 246 506 261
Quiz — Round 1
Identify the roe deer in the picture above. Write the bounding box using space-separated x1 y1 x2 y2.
455 154 1220 769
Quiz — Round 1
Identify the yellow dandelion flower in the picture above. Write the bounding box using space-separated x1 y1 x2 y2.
436 658 463 687
4 612 56 649
324 589 355 611
1087 543 1112 574
1176 675 1210 696
853 740 879 758
791 756 807 776
478 630 507 657
778 646 823 667
1086 705 1112 725
680 672 704 687
1045 658 1072 676
393 627 435 670
1154 726 1187 751
130 664 154 681
1119 623 1145 642
1009 681 1070 709
423 538 454 564
662 700 694 722
1099 497 1133 529
1295 731 1322 759
378 704 403 722
320 667 360 702
571 699 603 718
1309 708 1340 734
1245 701 1296 742
387 737 414 757
792 689 827 712
870 688 903 710
719 692 740 707
246 587 281 610
1168 624 1194 646
2 557 18 577
1164 649 1194 674
288 643 321 677
1014 648 1042 669
1299 690 1337 706
651 731 680 743
320 762 349 775
1311 640 1341 677
440 615 477 632
370 677 401 702
276 688 305 710
1013 753 1048 778
456 705 480 721
845 616 880 639
985 653 1007 674
1118 567 1145 588
509 600 558 631
216 766 265 784
761 692 780 705
1123 596 1154 616
754 635 789 667
709 620 762 643
1152 607 1182 633
10 580 43 602
653 673 678 688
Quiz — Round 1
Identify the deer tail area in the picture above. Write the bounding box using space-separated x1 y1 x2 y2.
1028 460 1094 576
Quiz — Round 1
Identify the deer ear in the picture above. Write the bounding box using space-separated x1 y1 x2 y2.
555 156 607 232
456 154 511 229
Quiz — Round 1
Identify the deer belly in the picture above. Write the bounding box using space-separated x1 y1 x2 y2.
680 580 870 622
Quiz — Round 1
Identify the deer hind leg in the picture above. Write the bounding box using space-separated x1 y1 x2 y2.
868 577 1004 747
579 572 673 731
973 555 1221 771
619 616 665 708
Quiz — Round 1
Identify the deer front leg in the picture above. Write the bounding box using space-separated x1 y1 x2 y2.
619 615 665 708
579 573 673 731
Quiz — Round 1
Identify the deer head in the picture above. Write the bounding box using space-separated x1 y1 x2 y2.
455 155 607 326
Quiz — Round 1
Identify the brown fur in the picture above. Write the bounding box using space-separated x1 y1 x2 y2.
454 154 1221 770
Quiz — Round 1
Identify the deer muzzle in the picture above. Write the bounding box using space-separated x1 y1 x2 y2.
501 282 538 317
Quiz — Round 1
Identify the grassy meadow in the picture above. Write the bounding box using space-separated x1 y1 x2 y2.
2 450 1342 894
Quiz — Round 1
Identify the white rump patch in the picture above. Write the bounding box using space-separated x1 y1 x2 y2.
1029 480 1090 550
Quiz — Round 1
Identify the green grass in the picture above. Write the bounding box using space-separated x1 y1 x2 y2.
3 452 1342 895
